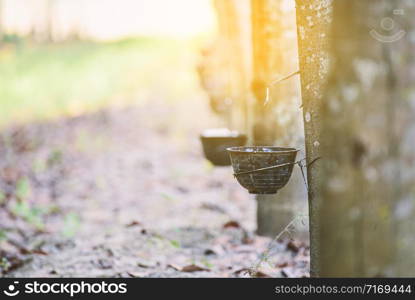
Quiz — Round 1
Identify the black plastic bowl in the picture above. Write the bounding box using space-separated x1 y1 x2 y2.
227 146 299 194
200 133 247 166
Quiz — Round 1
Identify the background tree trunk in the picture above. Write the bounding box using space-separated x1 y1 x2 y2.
250 0 282 146
251 0 289 237
217 0 251 133
295 0 332 276
251 0 305 238
46 0 55 42
319 0 415 276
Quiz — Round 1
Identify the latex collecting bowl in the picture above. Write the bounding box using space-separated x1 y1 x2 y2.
200 129 247 166
227 146 299 194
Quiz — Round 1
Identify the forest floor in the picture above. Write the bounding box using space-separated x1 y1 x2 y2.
0 39 309 278
0 99 309 278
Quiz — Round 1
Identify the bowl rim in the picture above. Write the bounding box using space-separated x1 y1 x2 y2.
226 146 299 154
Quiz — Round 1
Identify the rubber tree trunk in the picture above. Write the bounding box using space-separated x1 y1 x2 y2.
251 0 286 236
250 0 281 145
295 0 332 276
46 0 55 42
228 0 252 135
209 0 250 131
219 0 251 133
251 0 300 237
319 0 415 276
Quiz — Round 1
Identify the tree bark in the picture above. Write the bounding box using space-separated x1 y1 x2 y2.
319 0 415 276
46 0 55 42
251 0 289 236
251 0 283 146
251 0 305 237
295 0 332 276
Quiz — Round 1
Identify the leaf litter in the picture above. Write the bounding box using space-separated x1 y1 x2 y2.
1 100 309 277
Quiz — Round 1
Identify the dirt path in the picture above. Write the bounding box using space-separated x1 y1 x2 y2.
1 94 309 278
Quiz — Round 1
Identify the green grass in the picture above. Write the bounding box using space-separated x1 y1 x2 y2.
0 37 199 128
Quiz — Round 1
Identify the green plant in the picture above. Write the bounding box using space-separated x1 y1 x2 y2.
15 177 31 200
0 257 11 272
11 200 45 230
0 191 6 205
160 193 176 202
170 240 181 248
0 230 7 242
0 37 191 128
47 149 63 166
61 212 81 238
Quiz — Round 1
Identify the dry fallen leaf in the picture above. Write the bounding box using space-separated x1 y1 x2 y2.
126 271 148 278
223 220 241 229
204 245 225 256
1 166 21 184
126 221 142 227
167 264 181 271
31 249 48 256
286 240 301 253
252 271 272 278
233 268 251 276
181 264 210 272
276 262 289 268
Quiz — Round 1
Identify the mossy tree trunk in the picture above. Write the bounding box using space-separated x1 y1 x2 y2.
319 0 415 276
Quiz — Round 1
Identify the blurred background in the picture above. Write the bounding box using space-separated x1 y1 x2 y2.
0 0 309 277
0 0 217 125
